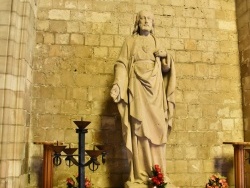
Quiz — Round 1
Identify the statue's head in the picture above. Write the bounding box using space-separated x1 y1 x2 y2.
133 10 155 35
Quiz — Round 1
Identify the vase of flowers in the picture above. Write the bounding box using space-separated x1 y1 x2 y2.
205 174 229 188
148 164 167 188
66 175 91 188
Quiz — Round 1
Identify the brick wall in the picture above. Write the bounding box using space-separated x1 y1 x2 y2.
0 0 36 187
236 0 250 187
31 0 242 188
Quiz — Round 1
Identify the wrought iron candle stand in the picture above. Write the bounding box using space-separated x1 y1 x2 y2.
51 120 107 188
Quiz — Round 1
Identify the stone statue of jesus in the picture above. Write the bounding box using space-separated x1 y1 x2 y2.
110 10 176 188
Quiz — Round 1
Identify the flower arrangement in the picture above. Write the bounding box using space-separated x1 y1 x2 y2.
66 175 91 188
66 176 77 188
205 174 229 188
149 164 167 188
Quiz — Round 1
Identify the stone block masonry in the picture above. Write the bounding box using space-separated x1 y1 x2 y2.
33 0 243 187
0 0 37 187
0 0 247 188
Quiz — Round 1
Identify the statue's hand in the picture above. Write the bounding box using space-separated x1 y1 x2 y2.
110 84 121 102
154 49 167 58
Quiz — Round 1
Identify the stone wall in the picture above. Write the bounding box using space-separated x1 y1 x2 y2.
31 0 243 188
0 0 37 187
235 0 250 187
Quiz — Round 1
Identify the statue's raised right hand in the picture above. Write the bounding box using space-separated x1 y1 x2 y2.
110 84 121 102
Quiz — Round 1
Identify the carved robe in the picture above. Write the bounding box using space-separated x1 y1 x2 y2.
113 34 176 187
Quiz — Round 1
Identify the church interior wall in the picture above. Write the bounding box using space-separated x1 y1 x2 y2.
1 0 249 187
0 0 37 187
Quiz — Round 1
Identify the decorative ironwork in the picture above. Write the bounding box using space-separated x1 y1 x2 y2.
51 119 107 188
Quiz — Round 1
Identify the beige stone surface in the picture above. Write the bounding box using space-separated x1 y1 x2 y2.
0 0 248 187
0 0 36 186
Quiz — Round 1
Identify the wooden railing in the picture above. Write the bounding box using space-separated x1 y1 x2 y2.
223 142 250 188
34 142 54 188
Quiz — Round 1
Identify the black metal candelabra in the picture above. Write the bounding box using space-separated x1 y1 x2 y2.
51 119 107 188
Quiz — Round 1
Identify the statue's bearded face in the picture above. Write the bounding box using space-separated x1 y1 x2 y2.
138 11 153 32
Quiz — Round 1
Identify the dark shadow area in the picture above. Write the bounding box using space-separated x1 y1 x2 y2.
30 156 43 188
98 97 129 187
214 157 234 185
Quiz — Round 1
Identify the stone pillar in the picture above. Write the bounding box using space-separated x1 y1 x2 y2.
236 0 250 187
0 0 36 187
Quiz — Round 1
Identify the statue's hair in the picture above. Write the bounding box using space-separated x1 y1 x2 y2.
132 10 155 35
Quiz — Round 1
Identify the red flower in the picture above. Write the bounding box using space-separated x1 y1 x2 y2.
149 164 167 188
66 175 91 188
66 178 75 186
206 174 229 188
157 172 163 180
85 177 91 188
154 165 161 173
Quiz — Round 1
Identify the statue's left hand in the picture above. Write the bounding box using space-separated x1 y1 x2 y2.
154 49 167 58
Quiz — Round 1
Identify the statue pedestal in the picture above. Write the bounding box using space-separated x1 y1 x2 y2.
165 176 179 188
124 183 178 188
124 176 179 188
124 183 147 188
